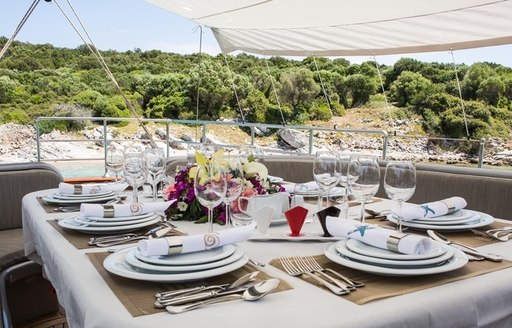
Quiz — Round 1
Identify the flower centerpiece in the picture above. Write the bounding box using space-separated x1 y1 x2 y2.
163 150 284 225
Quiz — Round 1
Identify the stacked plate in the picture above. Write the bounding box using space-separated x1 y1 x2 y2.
58 212 162 234
42 190 119 205
324 239 468 276
103 244 248 282
387 209 494 231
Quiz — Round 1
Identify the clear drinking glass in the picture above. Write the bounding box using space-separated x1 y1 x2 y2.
337 153 355 218
313 151 341 210
348 154 381 223
384 161 416 232
123 144 145 203
213 154 244 227
105 143 124 181
194 164 227 232
143 148 165 202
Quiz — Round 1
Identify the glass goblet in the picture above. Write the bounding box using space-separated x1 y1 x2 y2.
313 151 341 210
123 144 144 203
143 148 165 202
194 164 227 233
105 143 124 181
214 155 244 227
348 154 381 223
384 161 416 232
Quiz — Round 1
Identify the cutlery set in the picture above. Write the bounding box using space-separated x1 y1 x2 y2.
88 223 175 247
470 227 512 242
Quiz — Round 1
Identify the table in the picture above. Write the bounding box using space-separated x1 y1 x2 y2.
23 189 512 328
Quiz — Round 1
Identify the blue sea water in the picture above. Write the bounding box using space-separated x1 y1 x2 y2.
48 160 106 179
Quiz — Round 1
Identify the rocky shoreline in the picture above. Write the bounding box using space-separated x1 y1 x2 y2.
1 123 511 168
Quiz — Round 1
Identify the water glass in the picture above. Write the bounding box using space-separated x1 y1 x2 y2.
123 144 144 203
313 151 341 210
105 143 124 181
384 161 416 232
348 154 380 223
194 164 227 232
143 148 165 202
213 154 244 227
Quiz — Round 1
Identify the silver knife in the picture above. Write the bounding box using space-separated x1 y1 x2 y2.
154 286 249 308
427 230 503 262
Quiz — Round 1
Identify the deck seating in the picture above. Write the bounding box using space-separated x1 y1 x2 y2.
0 162 64 328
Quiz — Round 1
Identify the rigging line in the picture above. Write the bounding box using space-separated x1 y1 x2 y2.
54 0 157 148
193 25 203 143
222 54 245 123
450 48 470 139
372 54 393 125
0 0 41 61
312 56 333 116
264 57 286 125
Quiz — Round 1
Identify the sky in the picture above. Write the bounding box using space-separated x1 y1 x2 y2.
2 0 512 67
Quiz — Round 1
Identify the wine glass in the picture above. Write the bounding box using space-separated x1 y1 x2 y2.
337 153 355 218
105 143 124 181
384 161 416 232
213 154 244 227
143 148 165 202
348 154 381 223
123 144 145 203
313 151 341 210
194 164 227 232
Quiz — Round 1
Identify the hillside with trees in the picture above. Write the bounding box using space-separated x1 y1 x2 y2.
1 36 512 140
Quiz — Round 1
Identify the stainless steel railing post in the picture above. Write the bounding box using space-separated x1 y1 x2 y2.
478 138 485 168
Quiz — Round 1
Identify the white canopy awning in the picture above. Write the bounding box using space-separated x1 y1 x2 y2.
146 0 512 56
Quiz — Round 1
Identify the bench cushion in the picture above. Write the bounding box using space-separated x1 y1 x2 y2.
0 228 25 271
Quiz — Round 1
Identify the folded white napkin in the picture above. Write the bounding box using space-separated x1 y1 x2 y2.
325 217 432 254
282 181 319 194
80 201 172 218
395 197 467 222
58 182 128 195
138 222 256 256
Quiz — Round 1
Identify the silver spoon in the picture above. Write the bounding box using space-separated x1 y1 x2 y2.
166 278 280 314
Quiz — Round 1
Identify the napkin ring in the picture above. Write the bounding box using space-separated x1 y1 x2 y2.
167 238 183 255
73 184 83 195
386 232 407 253
103 204 115 218
440 199 456 214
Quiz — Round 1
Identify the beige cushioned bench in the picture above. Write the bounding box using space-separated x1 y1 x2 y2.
166 155 512 221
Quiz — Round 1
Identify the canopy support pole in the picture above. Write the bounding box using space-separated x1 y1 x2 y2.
264 57 286 125
193 25 204 143
450 48 470 139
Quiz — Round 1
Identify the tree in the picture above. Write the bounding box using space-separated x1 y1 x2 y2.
389 71 435 107
277 67 320 110
0 76 18 103
476 76 505 106
461 63 496 99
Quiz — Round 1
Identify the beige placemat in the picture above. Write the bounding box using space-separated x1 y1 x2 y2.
37 196 69 214
48 220 186 250
87 252 293 317
270 254 512 305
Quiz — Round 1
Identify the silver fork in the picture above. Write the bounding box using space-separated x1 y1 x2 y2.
296 257 354 292
471 228 511 242
303 256 364 288
278 256 348 295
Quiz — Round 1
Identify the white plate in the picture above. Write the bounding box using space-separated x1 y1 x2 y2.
336 240 455 268
51 191 115 199
134 244 237 266
250 232 344 242
57 215 162 234
295 187 344 197
73 214 158 227
231 212 288 226
324 242 468 276
78 212 156 223
103 247 248 282
345 238 447 260
42 193 118 205
125 245 245 272
388 210 494 231
268 176 284 183
411 210 479 225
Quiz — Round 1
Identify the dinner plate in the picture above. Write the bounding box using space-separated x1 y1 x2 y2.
73 214 158 227
324 242 468 276
388 210 494 231
51 191 115 199
57 214 162 233
294 186 344 197
134 244 237 266
103 247 248 282
336 239 455 268
125 245 245 272
42 193 118 205
268 176 284 183
411 210 479 225
345 238 448 260
231 212 288 225
77 212 156 223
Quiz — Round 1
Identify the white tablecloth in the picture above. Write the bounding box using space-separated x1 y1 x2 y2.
23 189 512 328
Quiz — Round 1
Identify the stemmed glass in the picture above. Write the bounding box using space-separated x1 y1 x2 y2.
194 164 227 232
105 143 124 181
384 161 416 232
143 148 165 202
313 151 341 210
337 153 356 218
214 155 244 227
123 144 145 203
348 154 381 223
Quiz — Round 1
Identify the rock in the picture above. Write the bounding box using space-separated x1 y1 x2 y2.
278 129 307 149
